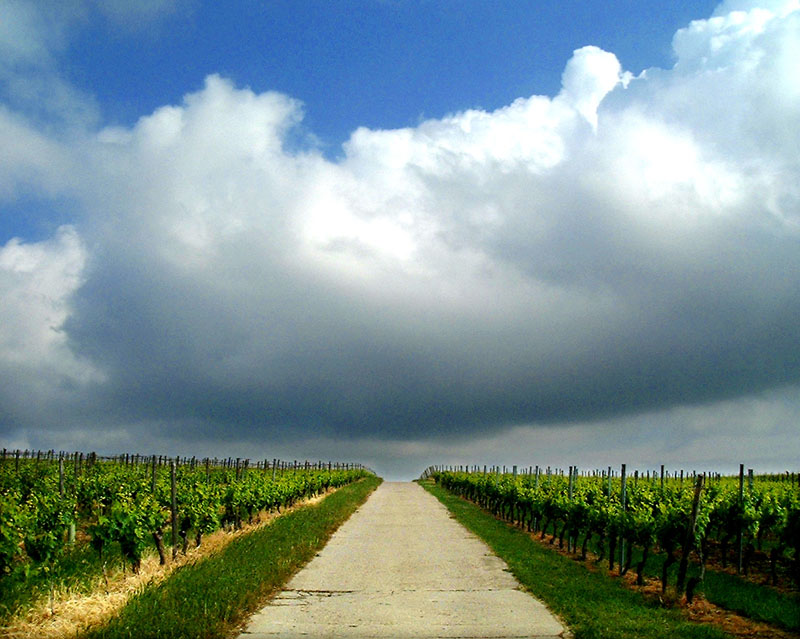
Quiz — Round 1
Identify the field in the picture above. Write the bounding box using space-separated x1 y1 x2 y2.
425 465 800 638
3 451 800 639
0 450 375 638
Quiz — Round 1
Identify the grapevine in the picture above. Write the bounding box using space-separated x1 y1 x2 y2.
431 466 800 594
0 451 369 582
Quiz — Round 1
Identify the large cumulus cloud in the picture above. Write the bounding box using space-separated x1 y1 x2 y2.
2 1 800 463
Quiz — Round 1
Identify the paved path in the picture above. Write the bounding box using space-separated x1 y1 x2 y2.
238 482 568 638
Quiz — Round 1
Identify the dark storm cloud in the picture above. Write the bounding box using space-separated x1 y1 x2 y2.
2 5 800 469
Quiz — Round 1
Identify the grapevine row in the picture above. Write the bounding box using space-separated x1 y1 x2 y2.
0 452 371 579
428 465 800 598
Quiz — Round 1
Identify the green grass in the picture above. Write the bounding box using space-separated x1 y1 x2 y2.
587 535 800 631
84 475 381 639
421 480 729 639
691 568 799 631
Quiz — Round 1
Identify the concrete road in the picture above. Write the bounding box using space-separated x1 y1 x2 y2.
238 482 569 638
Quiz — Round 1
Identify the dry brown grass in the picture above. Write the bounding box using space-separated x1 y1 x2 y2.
0 488 335 639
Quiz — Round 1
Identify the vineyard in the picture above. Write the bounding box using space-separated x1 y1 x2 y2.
425 464 800 601
4 451 800 638
0 448 370 621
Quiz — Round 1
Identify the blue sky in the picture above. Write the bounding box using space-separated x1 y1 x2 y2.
3 1 719 243
2 0 800 479
62 1 717 148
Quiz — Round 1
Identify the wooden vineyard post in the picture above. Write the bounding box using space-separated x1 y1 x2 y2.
568 466 574 501
677 473 705 597
59 456 76 545
568 466 575 552
170 460 178 561
737 463 744 574
619 464 627 574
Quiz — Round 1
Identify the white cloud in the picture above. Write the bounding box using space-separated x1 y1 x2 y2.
0 0 183 128
0 227 96 373
0 227 102 432
558 45 625 131
0 106 76 199
1 0 800 474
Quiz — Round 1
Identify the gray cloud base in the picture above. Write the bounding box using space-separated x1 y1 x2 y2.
2 3 800 474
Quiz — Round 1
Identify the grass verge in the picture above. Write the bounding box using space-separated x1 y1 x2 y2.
693 569 799 631
617 543 800 632
421 480 729 639
84 475 381 639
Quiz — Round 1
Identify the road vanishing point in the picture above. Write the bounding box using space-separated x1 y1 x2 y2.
238 481 570 639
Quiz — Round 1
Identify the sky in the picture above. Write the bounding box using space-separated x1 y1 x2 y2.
1 0 799 480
